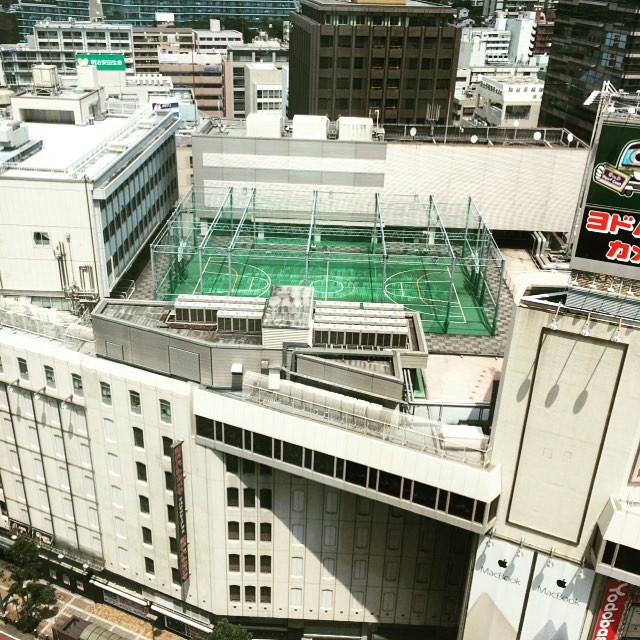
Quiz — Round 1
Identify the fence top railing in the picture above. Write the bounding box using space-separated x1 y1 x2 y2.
238 371 492 468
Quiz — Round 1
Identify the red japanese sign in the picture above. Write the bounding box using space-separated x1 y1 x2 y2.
591 579 629 640
171 441 189 584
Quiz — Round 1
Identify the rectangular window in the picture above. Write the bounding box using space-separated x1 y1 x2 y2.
162 436 173 457
260 522 272 542
165 471 173 491
44 365 55 387
321 589 333 609
291 556 303 577
244 522 255 540
227 488 239 507
228 521 239 540
324 525 337 547
34 231 50 246
292 490 305 511
167 504 176 523
172 568 180 585
159 399 172 422
244 488 255 508
230 585 240 602
17 357 29 380
129 391 141 414
229 554 240 572
354 559 367 579
114 518 126 538
260 555 271 574
145 557 155 574
133 427 144 448
292 524 304 544
290 588 302 608
244 554 256 572
72 374 83 396
260 488 272 510
100 382 112 405
142 527 152 544
136 462 147 482
169 536 178 555
245 586 255 603
139 495 150 514
260 586 271 603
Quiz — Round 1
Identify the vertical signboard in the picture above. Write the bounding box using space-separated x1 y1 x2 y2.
463 536 535 640
171 441 189 584
591 579 630 640
519 553 595 640
573 122 640 279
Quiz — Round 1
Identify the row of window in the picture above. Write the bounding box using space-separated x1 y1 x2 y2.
318 56 453 71
227 487 272 510
229 553 271 574
229 585 271 603
228 521 271 541
196 416 497 526
6 356 173 421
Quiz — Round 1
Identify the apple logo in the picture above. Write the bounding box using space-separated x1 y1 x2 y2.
498 559 508 569
557 579 567 589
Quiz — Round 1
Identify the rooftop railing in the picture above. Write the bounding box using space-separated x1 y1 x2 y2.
240 371 492 468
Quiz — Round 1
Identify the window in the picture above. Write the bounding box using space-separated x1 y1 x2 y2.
291 557 303 577
34 231 50 246
244 488 255 508
129 391 141 414
354 560 367 579
167 504 176 523
162 436 173 457
72 374 83 396
260 522 272 542
159 399 172 422
244 522 255 540
169 536 178 555
227 488 239 507
245 554 256 572
145 557 155 574
44 365 55 387
229 554 240 572
139 495 150 514
100 382 112 405
290 588 302 608
133 427 144 448
292 524 304 544
228 521 239 540
260 488 272 510
17 358 29 380
136 462 147 482
0 356 3 372
260 555 271 574
260 586 271 603
172 568 180 585
165 471 173 491
142 527 152 544
230 585 240 602
245 586 256 603
324 526 337 547
322 557 335 578
292 490 305 511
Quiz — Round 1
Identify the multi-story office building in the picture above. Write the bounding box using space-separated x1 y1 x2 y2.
99 0 296 27
194 20 243 56
0 76 179 307
9 0 90 41
223 36 288 119
539 0 640 142
131 26 193 75
288 0 460 124
0 21 135 89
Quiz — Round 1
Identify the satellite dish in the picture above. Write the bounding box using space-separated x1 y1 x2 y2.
470 135 478 144
513 119 520 128
533 131 542 141
409 127 417 137
567 133 574 143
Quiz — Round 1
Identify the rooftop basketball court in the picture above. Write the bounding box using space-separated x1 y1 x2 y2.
151 187 504 336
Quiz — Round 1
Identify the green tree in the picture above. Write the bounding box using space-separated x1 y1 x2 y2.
208 619 252 640
6 538 54 632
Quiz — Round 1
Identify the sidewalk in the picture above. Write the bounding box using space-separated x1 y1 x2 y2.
0 564 183 640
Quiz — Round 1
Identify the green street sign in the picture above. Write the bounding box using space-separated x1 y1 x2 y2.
75 53 126 71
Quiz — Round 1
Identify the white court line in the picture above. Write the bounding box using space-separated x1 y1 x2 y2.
192 255 212 294
447 266 467 323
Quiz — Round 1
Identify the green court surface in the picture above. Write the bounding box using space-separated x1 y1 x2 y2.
163 254 494 336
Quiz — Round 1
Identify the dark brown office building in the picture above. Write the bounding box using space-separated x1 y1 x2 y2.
289 0 460 124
